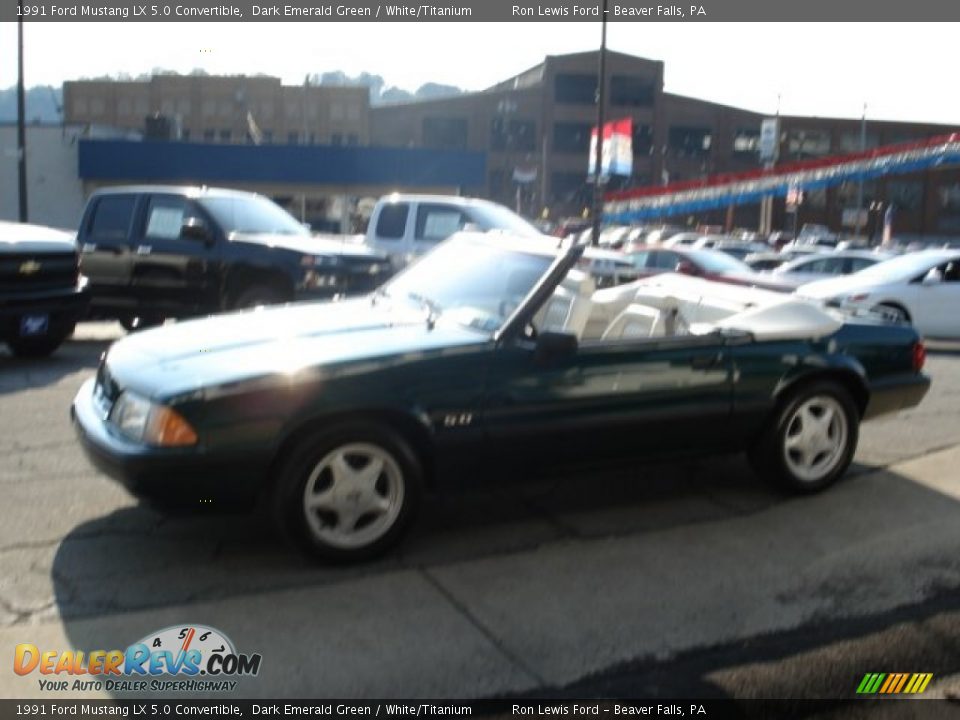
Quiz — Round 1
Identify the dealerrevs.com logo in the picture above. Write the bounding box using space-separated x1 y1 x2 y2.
14 625 262 693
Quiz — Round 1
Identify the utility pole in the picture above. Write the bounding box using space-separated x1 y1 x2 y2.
590 0 609 246
853 103 867 238
17 5 29 222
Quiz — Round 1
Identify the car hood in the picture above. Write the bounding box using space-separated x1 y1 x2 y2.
105 299 488 400
796 274 885 299
231 232 386 259
0 222 77 253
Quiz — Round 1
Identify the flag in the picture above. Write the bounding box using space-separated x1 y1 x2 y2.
588 118 633 179
246 111 263 145
882 204 894 247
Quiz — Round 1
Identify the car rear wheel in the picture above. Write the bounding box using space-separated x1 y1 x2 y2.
233 285 282 310
119 313 165 333
750 381 859 493
270 424 423 562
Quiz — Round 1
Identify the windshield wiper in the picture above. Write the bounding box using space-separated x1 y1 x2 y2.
407 292 442 330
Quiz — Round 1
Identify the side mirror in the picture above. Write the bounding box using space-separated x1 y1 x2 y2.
675 260 699 275
534 331 578 365
921 268 943 286
181 218 212 243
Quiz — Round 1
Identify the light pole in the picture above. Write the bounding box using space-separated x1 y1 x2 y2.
17 3 29 222
853 103 867 238
590 0 608 246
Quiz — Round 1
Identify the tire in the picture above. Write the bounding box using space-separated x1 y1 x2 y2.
119 313 165 333
232 285 282 310
873 302 910 324
6 322 75 358
270 423 423 562
749 381 859 494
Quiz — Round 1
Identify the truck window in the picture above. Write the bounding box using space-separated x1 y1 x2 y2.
415 205 467 242
375 204 408 240
144 197 192 240
88 196 136 241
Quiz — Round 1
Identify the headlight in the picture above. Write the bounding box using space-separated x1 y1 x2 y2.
108 391 198 447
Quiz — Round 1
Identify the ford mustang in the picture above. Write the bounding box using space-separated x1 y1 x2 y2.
72 232 930 561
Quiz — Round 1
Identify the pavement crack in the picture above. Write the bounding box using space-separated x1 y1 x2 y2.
418 566 547 688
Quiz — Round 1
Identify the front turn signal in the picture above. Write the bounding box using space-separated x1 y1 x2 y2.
145 406 199 447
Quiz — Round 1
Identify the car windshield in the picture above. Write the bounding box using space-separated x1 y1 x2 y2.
198 195 308 236
381 235 554 334
683 249 751 274
470 203 545 238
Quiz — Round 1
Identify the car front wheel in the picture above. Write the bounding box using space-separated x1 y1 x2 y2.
271 424 423 562
750 382 859 493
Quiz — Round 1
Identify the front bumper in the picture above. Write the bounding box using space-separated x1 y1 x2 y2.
71 378 265 508
863 372 931 421
0 282 89 340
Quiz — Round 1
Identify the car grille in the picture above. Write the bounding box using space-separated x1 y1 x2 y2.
0 252 79 293
341 258 392 295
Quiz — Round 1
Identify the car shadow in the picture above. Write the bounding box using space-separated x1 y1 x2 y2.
47 452 960 698
0 337 109 395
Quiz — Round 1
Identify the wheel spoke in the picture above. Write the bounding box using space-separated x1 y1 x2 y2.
356 456 385 489
305 486 336 511
329 452 353 488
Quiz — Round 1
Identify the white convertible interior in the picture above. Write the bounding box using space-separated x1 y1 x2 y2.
536 272 843 342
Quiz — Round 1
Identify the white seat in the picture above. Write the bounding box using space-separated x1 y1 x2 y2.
536 270 595 339
602 304 666 340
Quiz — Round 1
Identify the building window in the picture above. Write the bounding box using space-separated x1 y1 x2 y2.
837 180 878 206
633 124 653 156
262 130 273 143
203 129 216 142
491 117 536 152
553 122 592 154
668 126 712 157
806 188 827 210
786 129 831 158
732 129 760 156
888 180 923 211
331 133 343 145
610 75 655 107
422 117 468 149
219 129 232 142
551 171 590 206
838 131 880 153
181 129 191 141
347 133 359 146
554 73 596 105
288 131 299 144
938 182 960 231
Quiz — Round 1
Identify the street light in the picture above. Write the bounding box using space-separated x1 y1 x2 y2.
590 0 609 247
17 1 29 222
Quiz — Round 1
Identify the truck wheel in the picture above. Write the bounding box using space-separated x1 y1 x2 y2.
270 423 423 562
232 285 282 310
749 381 859 494
119 313 165 333
7 322 76 358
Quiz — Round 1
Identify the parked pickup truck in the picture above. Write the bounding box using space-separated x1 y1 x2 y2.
364 194 544 266
1 221 89 357
79 186 391 330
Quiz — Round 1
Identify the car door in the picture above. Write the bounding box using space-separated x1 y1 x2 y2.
129 195 221 316
482 332 734 476
909 259 960 338
78 194 138 311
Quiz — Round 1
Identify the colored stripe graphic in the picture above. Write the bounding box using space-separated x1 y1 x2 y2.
857 672 932 694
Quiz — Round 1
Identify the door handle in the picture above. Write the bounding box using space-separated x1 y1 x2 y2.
691 352 723 370
136 245 152 255
81 243 97 252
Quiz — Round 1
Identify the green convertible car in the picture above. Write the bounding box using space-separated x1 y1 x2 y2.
73 232 930 561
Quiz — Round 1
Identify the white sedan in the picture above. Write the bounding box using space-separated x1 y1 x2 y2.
797 249 960 338
772 249 892 285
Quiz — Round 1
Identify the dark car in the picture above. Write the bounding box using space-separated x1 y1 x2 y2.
78 186 391 330
1 221 89 357
73 232 930 561
625 245 795 292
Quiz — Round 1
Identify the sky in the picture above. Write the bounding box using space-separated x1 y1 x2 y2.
1 21 959 125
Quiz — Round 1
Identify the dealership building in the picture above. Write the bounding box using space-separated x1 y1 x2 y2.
5 50 959 238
